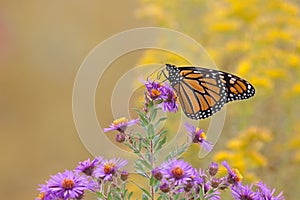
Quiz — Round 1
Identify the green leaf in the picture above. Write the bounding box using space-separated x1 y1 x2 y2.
153 129 167 144
173 193 180 200
155 136 167 151
157 196 163 200
142 193 149 200
154 117 167 127
135 161 144 171
157 194 168 200
150 107 159 122
136 132 143 138
134 109 149 127
147 124 155 138
96 191 105 199
135 169 148 178
131 181 152 199
128 192 133 200
191 190 197 199
123 189 128 198
150 176 159 186
154 184 160 192
159 129 168 137
140 159 152 170
166 143 189 160
107 192 113 200
138 139 142 152
143 137 150 146
204 189 219 200
148 100 154 108
198 185 204 199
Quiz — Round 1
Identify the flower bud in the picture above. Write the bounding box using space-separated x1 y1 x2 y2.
184 181 193 192
152 168 163 181
209 162 219 176
211 177 221 188
116 133 125 143
120 170 129 181
160 181 170 193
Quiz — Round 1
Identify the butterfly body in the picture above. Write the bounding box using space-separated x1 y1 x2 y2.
164 64 255 120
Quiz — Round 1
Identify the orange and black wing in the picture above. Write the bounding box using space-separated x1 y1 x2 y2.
165 64 255 120
218 71 255 102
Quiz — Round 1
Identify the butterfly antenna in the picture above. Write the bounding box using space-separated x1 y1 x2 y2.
158 69 168 83
146 64 165 81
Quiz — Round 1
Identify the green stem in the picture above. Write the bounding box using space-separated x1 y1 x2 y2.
150 138 155 200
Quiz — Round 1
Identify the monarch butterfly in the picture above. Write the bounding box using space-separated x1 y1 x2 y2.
159 64 255 120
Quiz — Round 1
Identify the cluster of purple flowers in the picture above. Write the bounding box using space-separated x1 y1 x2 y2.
36 157 128 200
36 157 285 200
36 78 285 199
152 160 226 199
152 159 285 200
144 79 178 112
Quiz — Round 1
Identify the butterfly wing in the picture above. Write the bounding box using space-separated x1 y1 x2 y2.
218 71 256 102
165 64 255 120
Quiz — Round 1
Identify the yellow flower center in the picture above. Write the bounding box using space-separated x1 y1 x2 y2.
196 128 206 139
232 168 243 182
151 89 161 97
104 163 116 174
172 166 184 179
200 132 206 140
113 117 128 125
62 178 75 189
37 192 45 200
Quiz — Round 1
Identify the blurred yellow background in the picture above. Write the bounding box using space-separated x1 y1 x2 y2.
1 0 300 199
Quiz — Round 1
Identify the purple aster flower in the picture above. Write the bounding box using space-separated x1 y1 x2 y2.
185 123 213 151
36 184 54 200
103 117 139 133
222 161 243 185
47 170 94 199
94 158 128 181
231 184 256 200
158 83 178 112
145 79 163 100
144 79 178 113
255 181 285 200
160 159 194 186
75 157 101 176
